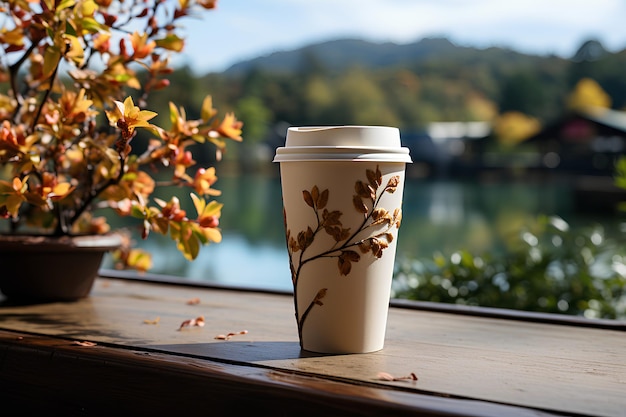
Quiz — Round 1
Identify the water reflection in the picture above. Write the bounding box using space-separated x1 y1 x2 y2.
102 174 624 292
121 233 290 290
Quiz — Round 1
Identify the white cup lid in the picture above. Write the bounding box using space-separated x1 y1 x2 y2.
273 126 412 163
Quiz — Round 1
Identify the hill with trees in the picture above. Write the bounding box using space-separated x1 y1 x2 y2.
224 37 538 75
146 36 626 151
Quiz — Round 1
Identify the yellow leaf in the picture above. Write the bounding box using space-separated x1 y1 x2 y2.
202 200 222 217
191 133 206 144
0 27 25 47
169 101 181 128
57 0 76 11
80 17 106 34
201 227 222 243
80 0 97 16
127 249 153 272
65 35 85 65
155 34 185 52
178 231 200 260
215 112 243 142
43 46 61 79
43 0 55 11
126 76 141 90
111 96 157 136
190 193 205 216
201 96 217 121
191 222 221 245
0 194 25 216
50 182 73 199
72 89 94 114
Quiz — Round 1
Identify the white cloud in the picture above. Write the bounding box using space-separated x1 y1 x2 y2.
178 0 626 73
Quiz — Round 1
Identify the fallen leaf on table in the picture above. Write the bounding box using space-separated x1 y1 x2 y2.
143 317 160 325
376 371 418 382
214 330 248 340
73 341 97 347
178 315 205 330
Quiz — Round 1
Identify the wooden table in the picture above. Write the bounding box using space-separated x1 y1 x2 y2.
1 274 624 417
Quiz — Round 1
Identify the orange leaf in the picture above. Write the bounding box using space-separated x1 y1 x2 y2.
214 330 248 340
178 315 205 330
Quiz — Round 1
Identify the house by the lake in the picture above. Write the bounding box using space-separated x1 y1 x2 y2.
448 107 626 211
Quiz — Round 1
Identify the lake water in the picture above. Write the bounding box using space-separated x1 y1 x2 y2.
101 173 626 292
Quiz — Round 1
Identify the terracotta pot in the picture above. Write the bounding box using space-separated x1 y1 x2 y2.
0 234 123 302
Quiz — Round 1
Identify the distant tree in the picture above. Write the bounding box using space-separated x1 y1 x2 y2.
566 78 612 110
303 76 335 122
236 96 272 142
230 96 272 168
297 50 330 78
419 75 483 121
492 111 541 146
378 69 425 129
498 71 546 116
465 92 498 121
241 68 274 98
255 74 307 126
326 67 400 126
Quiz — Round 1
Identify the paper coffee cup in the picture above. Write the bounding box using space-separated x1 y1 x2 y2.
274 126 411 353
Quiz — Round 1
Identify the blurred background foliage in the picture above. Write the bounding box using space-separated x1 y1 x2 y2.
392 215 626 319
390 154 626 320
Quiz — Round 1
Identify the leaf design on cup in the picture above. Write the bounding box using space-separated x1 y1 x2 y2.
284 165 402 348
338 250 360 275
302 185 329 210
353 195 369 214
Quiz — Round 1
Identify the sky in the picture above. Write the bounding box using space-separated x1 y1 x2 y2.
177 0 626 74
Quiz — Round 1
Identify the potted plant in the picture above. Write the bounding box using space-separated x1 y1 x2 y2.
0 0 242 301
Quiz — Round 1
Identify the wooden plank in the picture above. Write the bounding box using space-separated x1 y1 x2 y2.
0 330 560 417
1 277 625 417
106 269 626 330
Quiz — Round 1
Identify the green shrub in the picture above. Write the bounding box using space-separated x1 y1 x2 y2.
392 215 626 319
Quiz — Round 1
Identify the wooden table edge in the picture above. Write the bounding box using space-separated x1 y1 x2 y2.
0 328 566 417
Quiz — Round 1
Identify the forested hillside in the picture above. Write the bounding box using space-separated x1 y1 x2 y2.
147 37 626 146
